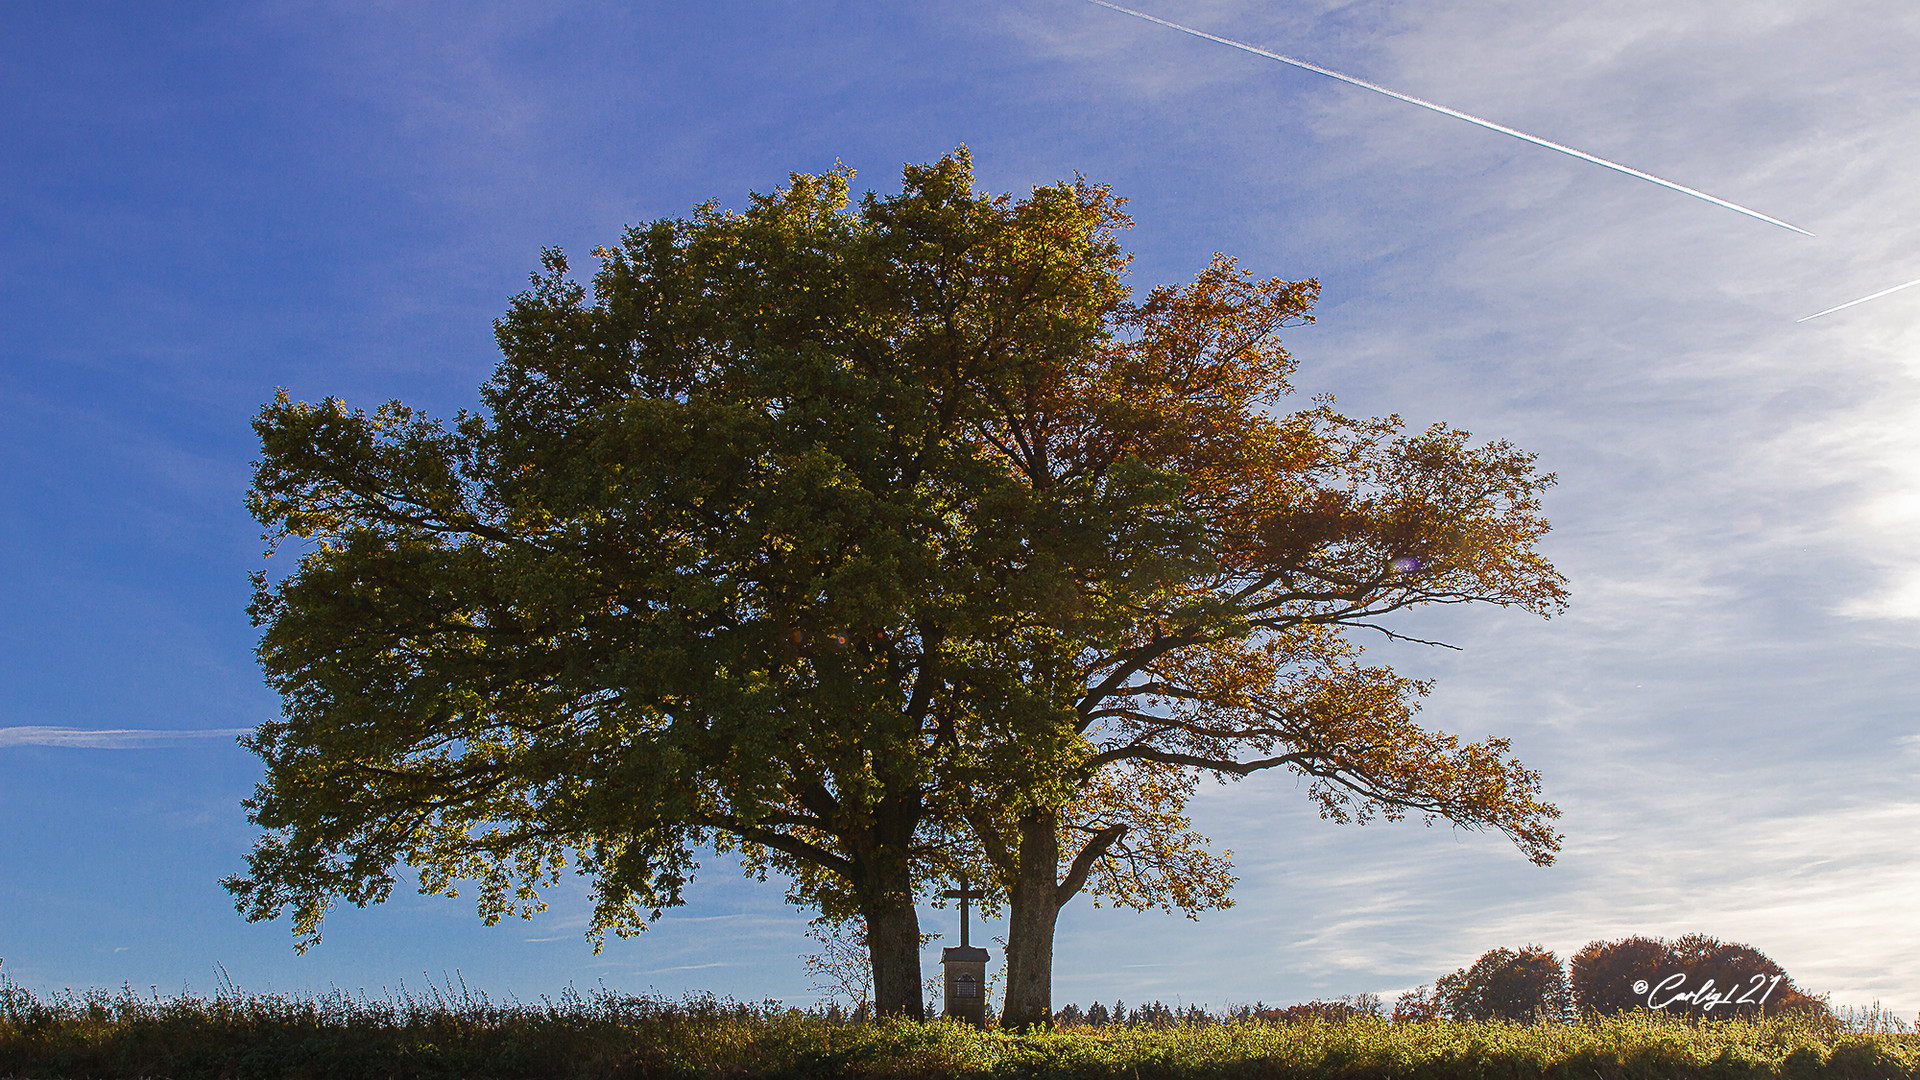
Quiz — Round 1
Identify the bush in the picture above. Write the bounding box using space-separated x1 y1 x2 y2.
1434 944 1572 1022
1572 933 1830 1019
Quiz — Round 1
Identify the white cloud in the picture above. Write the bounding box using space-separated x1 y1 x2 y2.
1838 570 1920 621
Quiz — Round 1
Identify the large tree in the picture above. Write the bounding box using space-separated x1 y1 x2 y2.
927 255 1567 1027
229 152 1129 1018
230 151 1564 1026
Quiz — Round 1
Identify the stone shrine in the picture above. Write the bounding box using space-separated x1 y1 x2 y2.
940 874 989 1027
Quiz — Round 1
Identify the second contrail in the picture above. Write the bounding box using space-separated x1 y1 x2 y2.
1084 0 1813 237
1797 277 1920 322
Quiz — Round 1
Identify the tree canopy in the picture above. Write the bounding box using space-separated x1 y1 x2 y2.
903 225 1566 1026
231 152 1143 1016
230 150 1565 1023
1435 945 1574 1023
1571 934 1826 1018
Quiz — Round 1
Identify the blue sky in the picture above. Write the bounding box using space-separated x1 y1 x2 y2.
4 1 1919 1016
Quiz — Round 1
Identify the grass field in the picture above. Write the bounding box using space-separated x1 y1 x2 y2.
4 979 1917 1079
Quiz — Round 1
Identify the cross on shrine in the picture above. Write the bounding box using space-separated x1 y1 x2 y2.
940 873 985 948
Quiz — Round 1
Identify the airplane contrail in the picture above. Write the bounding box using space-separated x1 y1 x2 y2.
0 725 252 748
1084 0 1813 237
1796 277 1920 322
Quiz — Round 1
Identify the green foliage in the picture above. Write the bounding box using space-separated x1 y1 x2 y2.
233 149 1142 1015
3 980 1915 1080
234 147 1569 1021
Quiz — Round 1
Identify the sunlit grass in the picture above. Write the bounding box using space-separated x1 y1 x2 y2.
3 977 1917 1078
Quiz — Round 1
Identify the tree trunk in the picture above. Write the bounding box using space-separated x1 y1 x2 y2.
865 890 925 1019
998 811 1063 1029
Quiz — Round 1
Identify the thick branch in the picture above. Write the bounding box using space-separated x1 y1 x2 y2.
1084 744 1316 777
692 811 857 879
1056 823 1127 907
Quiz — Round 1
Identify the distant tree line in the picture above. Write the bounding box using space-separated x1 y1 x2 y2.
1047 934 1828 1027
1052 1000 1334 1028
1391 934 1826 1023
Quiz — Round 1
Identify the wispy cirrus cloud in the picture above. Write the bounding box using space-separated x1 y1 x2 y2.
0 726 251 749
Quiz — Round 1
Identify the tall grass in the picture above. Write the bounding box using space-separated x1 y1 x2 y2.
4 976 1917 1079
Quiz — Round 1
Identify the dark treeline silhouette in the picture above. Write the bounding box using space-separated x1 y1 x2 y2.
1055 1001 1209 1028
1052 995 1384 1028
